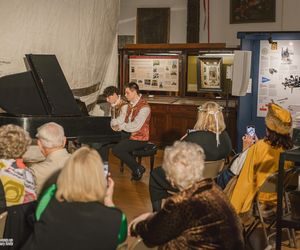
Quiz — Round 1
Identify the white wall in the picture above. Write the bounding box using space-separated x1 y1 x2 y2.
120 0 300 47
204 0 284 47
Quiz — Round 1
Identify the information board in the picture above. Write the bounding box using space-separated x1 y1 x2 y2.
129 55 179 92
257 40 300 117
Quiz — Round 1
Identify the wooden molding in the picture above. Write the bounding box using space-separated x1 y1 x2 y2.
123 43 226 50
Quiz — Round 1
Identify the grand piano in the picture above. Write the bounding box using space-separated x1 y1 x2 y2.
0 54 120 144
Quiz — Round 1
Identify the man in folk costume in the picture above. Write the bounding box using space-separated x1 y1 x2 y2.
230 103 293 214
112 82 151 181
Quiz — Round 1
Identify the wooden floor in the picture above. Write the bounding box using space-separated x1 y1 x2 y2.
109 149 300 249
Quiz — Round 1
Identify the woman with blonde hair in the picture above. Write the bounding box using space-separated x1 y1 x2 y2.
129 141 244 249
149 101 232 211
22 147 127 250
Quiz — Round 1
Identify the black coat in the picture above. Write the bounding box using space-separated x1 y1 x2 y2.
183 130 232 161
21 198 122 250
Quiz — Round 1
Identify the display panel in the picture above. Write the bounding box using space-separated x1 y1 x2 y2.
129 55 179 92
257 40 300 117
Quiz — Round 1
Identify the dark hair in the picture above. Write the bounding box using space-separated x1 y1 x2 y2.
264 127 293 150
124 82 140 94
103 86 119 97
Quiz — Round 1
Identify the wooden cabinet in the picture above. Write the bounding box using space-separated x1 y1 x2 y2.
150 103 197 146
149 102 237 149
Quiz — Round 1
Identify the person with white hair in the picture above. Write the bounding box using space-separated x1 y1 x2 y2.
128 141 244 250
30 122 70 196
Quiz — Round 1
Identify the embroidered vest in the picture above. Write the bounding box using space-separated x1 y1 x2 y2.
125 97 151 141
111 97 128 119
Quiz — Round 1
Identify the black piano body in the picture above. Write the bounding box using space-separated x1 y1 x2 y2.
0 54 120 144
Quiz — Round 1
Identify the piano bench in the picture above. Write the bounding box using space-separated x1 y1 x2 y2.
120 143 158 173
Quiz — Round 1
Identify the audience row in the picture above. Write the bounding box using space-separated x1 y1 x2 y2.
0 100 295 249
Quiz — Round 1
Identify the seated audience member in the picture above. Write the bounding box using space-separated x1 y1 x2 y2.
22 147 127 250
112 82 151 181
0 124 36 210
129 141 244 250
30 122 70 196
150 101 232 211
0 124 37 249
229 103 293 214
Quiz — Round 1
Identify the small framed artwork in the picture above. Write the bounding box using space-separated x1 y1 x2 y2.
197 57 222 92
136 8 170 44
230 0 276 24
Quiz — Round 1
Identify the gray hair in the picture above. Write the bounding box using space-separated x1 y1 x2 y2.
0 124 31 159
162 141 205 190
36 122 65 148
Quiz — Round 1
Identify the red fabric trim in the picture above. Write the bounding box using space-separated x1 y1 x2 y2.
16 158 26 169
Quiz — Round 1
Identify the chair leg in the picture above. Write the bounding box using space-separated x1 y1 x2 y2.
290 228 298 248
284 228 293 248
120 161 124 173
150 155 155 172
256 201 269 246
244 218 260 241
137 157 142 165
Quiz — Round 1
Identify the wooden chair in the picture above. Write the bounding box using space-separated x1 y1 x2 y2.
0 211 8 239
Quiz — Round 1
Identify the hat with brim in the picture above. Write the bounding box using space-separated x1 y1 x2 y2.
265 103 292 135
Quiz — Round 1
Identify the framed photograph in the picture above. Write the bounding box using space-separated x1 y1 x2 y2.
230 0 276 24
136 8 170 44
197 57 222 92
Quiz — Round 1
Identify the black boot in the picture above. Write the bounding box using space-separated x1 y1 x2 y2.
131 166 145 181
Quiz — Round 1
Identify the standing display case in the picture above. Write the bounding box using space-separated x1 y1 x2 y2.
119 43 238 148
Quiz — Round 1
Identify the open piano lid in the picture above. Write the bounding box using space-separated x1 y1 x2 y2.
0 54 82 116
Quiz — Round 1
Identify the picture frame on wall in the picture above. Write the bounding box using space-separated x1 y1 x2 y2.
230 0 276 24
136 8 170 44
197 57 222 92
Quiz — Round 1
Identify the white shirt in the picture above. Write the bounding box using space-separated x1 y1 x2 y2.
229 149 249 175
118 95 150 133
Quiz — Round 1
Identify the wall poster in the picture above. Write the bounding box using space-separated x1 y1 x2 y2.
129 55 179 92
257 40 300 120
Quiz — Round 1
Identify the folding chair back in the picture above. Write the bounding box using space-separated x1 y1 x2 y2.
202 159 225 179
0 211 8 239
129 238 157 250
251 170 298 248
259 172 278 193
